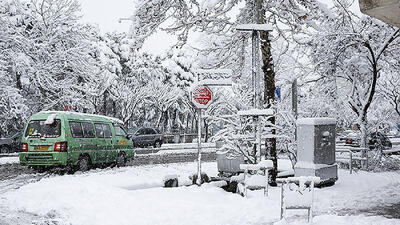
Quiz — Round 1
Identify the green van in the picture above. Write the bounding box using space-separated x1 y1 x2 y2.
19 111 134 171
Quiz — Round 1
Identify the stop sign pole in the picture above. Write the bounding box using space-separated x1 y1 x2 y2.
191 86 213 186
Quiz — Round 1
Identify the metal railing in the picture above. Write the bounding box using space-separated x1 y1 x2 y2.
336 144 368 174
135 142 218 155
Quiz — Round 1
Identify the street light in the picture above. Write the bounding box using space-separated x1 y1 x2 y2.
118 17 132 23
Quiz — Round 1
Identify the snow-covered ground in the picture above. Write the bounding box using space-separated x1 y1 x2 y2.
0 156 19 165
1 161 400 225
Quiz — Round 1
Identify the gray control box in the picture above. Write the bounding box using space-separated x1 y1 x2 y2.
295 118 338 185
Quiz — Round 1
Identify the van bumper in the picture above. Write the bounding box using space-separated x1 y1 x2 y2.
19 152 68 166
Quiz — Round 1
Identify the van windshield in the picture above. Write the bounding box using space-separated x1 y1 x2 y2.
25 119 61 138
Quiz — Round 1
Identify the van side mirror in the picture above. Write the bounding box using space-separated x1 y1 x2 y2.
126 134 132 139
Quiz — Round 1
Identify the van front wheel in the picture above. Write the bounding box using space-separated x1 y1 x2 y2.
78 155 91 171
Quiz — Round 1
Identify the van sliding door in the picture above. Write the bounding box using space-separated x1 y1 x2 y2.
102 124 114 163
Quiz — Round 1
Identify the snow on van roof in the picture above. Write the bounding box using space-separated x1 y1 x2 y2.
39 111 124 124
44 113 57 125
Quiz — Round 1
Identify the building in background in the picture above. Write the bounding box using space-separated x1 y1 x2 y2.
359 0 400 27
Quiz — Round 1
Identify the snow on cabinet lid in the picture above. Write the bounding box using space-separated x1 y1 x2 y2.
297 117 336 125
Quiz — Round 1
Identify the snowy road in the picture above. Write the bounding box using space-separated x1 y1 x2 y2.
0 151 216 182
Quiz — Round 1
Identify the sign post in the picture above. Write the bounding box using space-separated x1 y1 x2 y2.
292 79 298 141
191 86 213 185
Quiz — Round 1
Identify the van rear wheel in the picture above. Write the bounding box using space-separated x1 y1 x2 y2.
117 153 126 167
78 155 91 171
0 146 9 154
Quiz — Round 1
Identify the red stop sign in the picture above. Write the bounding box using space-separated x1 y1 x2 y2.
191 86 213 109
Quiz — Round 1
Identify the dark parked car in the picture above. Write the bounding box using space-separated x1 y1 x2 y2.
338 130 359 142
130 127 164 148
345 131 392 150
0 131 22 153
368 132 392 149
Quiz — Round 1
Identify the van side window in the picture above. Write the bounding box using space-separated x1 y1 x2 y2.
70 122 83 138
115 125 126 136
103 124 112 138
82 122 95 138
95 124 104 138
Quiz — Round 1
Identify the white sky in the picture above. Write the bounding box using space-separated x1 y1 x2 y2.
77 0 176 55
78 0 133 33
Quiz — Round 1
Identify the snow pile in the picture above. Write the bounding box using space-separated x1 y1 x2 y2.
246 174 267 187
0 156 19 165
1 162 400 225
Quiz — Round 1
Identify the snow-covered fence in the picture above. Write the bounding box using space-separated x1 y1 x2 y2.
336 149 355 174
278 176 320 223
237 160 273 197
163 133 198 143
136 143 217 153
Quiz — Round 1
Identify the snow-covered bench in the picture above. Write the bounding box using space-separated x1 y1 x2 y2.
277 176 320 223
238 160 273 197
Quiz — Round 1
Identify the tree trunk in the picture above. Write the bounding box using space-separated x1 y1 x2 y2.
16 71 22 90
260 2 278 186
185 113 190 134
204 118 209 142
112 101 117 117
163 110 169 133
191 114 195 133
359 113 368 169
395 101 400 118
103 90 108 116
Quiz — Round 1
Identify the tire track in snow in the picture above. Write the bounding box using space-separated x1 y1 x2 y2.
317 181 400 218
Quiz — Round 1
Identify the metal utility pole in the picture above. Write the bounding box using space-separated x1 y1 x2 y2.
237 3 272 163
292 78 298 142
292 79 298 119
252 1 261 109
252 0 261 163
